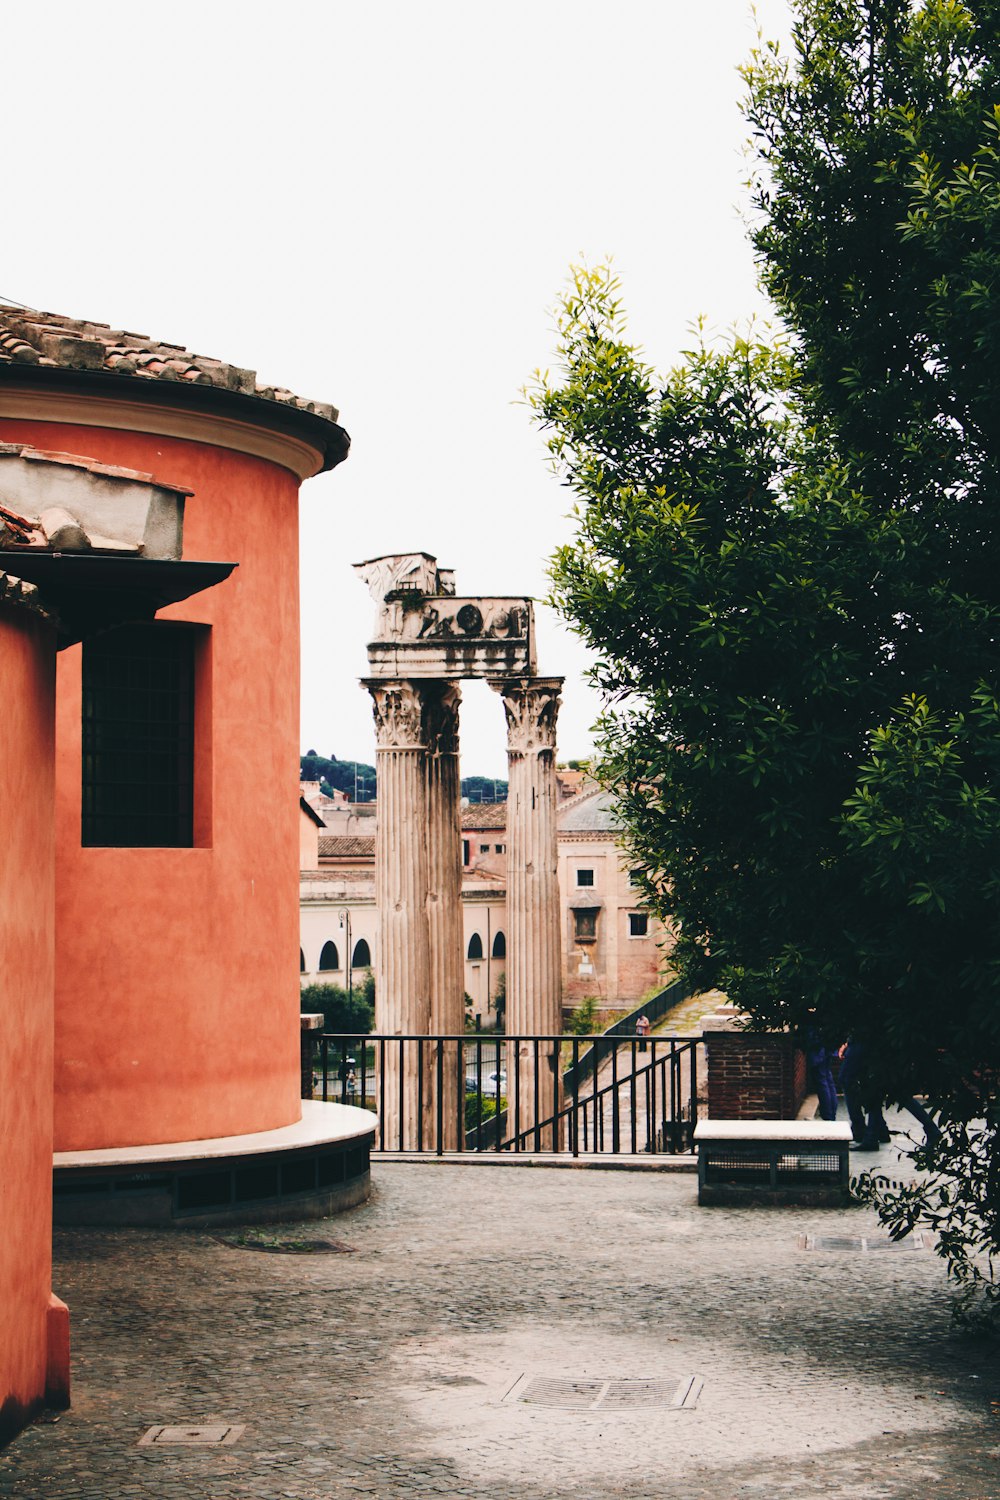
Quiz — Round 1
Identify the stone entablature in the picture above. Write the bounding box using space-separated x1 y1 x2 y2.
355 551 535 680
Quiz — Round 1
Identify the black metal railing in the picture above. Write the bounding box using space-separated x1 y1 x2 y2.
562 977 691 1094
313 1032 703 1158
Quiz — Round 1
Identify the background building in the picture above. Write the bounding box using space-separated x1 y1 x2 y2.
300 782 672 1025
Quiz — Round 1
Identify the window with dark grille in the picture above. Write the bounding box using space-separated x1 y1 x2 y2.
82 623 196 848
629 912 649 937
576 868 594 887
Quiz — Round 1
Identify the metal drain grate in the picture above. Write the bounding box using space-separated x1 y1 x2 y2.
503 1374 702 1412
215 1235 356 1254
798 1233 930 1252
138 1424 245 1446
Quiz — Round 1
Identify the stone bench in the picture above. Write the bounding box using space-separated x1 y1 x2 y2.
694 1119 853 1205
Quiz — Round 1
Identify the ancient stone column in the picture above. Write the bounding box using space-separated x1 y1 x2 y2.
365 679 432 1149
423 680 464 1148
491 676 564 1148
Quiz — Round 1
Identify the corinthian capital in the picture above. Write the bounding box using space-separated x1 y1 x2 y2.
490 676 563 755
422 680 462 757
364 680 427 750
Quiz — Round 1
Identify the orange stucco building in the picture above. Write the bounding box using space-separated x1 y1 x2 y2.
0 308 352 1446
0 598 59 1445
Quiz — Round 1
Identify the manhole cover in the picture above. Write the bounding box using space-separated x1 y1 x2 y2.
503 1374 702 1412
138 1425 245 1446
215 1236 356 1254
798 1233 930 1252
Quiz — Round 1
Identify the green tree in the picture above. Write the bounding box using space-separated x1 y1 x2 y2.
301 973 375 1035
529 0 1000 1283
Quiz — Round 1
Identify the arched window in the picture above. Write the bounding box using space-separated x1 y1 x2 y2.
352 938 371 969
299 948 306 973
492 930 506 958
319 940 339 971
467 932 483 961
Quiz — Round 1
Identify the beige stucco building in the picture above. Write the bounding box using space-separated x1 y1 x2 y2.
557 788 673 1009
300 782 672 1023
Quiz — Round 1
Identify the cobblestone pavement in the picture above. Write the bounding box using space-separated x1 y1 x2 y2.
3 1151 1000 1500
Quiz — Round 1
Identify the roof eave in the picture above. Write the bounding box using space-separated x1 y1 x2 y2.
0 364 350 477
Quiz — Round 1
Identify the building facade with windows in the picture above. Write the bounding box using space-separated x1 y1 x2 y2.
300 814 507 1021
299 785 672 1026
558 788 673 1011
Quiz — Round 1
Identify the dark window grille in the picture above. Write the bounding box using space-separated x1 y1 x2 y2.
629 913 649 937
82 624 195 848
467 932 484 960
576 868 594 887
352 938 371 968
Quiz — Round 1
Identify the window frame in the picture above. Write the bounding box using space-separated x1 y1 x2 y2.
81 620 210 849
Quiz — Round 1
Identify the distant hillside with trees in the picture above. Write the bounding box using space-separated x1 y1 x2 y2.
301 752 507 804
301 751 376 802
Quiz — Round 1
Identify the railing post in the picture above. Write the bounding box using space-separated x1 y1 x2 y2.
299 1013 323 1099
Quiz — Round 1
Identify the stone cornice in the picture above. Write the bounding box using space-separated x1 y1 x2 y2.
0 367 349 480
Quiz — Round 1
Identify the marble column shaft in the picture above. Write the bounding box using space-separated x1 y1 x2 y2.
423 681 464 1148
365 678 464 1149
491 676 564 1147
366 680 431 1148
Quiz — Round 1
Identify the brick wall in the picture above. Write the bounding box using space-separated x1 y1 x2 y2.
704 1029 807 1119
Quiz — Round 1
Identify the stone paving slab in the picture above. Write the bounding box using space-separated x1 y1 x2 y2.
3 1156 1000 1499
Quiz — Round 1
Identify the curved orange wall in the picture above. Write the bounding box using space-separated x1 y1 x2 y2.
0 608 55 1438
0 417 304 1150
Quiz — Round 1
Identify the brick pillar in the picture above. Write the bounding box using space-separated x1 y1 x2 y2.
704 1028 807 1119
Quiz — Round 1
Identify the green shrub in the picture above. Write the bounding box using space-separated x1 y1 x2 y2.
464 1092 504 1130
565 997 601 1036
301 975 374 1035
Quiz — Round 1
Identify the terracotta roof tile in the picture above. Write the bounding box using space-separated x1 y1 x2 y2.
461 803 507 830
299 868 375 885
319 835 376 860
0 307 340 425
0 442 192 495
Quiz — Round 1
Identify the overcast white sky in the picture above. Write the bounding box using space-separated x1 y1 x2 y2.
5 0 794 779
